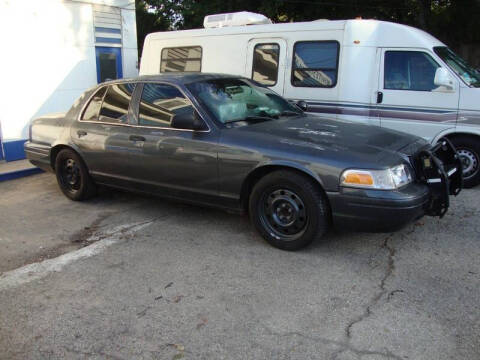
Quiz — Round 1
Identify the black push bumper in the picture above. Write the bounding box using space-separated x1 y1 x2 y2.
328 138 463 232
412 137 462 217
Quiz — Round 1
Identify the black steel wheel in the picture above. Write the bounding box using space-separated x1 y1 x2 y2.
259 189 308 241
249 170 329 251
55 149 96 200
60 158 81 193
450 135 480 188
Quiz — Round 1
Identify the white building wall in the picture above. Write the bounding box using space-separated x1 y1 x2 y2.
121 7 139 78
0 0 137 160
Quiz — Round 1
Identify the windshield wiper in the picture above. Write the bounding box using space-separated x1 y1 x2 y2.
280 110 302 117
225 115 276 124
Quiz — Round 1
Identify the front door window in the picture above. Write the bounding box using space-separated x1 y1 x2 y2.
138 83 193 128
384 51 440 91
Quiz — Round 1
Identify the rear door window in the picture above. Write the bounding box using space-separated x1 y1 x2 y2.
99 83 136 123
81 87 107 121
384 51 440 91
252 43 280 86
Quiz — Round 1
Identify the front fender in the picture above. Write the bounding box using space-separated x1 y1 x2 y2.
431 128 459 145
432 126 480 145
252 159 326 189
236 159 333 212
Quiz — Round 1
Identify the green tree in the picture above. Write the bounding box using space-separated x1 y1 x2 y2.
135 0 184 55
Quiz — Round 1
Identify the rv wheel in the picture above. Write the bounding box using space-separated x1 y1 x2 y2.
450 135 480 188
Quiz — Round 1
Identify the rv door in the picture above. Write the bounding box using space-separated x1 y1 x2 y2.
376 48 459 142
246 38 287 95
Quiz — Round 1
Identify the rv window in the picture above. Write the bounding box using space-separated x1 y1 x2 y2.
160 46 202 72
384 51 440 91
99 83 135 124
81 86 107 121
138 83 194 128
252 43 280 86
292 41 339 88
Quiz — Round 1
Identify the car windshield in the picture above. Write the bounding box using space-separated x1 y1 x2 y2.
434 47 480 87
186 78 302 124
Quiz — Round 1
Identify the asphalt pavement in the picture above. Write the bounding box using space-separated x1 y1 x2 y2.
0 173 479 359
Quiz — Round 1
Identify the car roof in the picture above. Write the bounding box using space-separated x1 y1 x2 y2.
104 73 243 86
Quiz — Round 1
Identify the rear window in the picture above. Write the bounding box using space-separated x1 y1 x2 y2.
99 83 136 123
160 46 202 72
81 87 107 121
292 41 339 88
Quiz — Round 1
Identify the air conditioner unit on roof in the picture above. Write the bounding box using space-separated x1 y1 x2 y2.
204 11 272 28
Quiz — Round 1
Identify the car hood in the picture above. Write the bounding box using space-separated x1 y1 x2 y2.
224 115 427 168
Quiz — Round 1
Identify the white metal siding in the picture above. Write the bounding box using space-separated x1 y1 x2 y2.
93 4 122 47
93 5 121 29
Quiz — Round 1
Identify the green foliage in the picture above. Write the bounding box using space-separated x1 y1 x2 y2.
135 0 480 57
135 0 184 54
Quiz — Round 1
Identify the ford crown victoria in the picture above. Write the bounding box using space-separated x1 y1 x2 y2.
25 74 462 250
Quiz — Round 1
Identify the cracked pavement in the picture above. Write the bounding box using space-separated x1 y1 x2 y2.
0 173 479 359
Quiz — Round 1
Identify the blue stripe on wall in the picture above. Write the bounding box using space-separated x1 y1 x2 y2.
96 37 122 44
95 27 121 34
0 167 43 182
4 139 27 161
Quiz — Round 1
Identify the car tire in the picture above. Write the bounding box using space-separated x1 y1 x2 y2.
249 170 329 251
55 149 96 201
449 135 480 188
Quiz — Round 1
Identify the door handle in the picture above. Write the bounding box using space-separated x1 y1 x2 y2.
129 135 146 142
376 91 383 104
77 130 87 138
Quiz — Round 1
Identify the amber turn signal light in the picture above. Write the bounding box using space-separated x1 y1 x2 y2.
342 172 374 186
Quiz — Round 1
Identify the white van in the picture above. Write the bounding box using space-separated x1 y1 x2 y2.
139 12 480 187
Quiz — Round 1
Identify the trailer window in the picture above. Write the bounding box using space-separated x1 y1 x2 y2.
292 41 339 88
160 46 202 72
384 51 440 91
252 43 280 86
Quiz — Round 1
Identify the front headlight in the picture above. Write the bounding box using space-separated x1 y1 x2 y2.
340 164 413 190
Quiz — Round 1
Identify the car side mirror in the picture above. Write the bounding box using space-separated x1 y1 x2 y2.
171 111 207 131
296 100 308 112
434 68 455 91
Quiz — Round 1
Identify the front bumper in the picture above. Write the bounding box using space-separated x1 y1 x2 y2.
328 138 463 232
327 184 430 232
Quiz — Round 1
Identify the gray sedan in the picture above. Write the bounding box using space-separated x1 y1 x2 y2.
25 74 462 250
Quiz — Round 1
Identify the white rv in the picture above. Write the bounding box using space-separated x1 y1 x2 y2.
139 12 480 187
